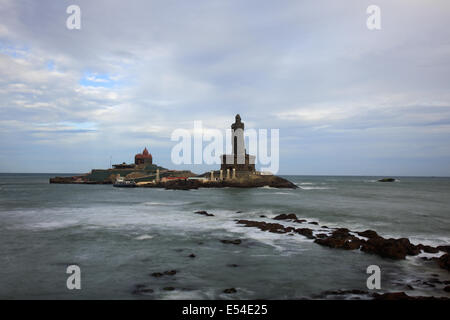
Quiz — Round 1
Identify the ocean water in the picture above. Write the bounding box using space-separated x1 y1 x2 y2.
0 173 449 299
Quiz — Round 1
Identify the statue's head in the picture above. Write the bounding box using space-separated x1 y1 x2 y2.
235 114 241 122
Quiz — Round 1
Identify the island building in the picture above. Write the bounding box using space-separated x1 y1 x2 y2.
85 147 192 184
220 114 256 178
134 147 153 165
112 147 153 169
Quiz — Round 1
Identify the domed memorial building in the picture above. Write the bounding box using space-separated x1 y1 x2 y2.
135 147 153 165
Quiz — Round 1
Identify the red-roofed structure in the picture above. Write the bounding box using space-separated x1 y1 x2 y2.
135 147 153 165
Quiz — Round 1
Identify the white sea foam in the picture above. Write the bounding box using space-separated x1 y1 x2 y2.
134 234 154 240
299 186 333 190
142 201 190 206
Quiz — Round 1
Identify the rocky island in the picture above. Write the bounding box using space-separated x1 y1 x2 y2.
50 115 297 190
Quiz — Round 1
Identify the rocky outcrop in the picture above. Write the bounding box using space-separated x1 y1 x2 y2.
438 254 450 271
144 175 298 190
273 213 298 220
221 239 242 245
223 288 237 294
314 289 449 300
236 216 449 267
237 220 294 234
378 178 396 182
194 210 214 217
132 284 154 295
373 292 449 300
49 175 96 184
150 270 177 277
315 228 363 250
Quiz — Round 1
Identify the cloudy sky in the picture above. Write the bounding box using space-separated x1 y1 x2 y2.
1 0 450 175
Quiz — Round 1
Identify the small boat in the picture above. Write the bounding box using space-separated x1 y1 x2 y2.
113 177 137 188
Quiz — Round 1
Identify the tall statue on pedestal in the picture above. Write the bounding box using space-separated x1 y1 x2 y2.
221 114 256 177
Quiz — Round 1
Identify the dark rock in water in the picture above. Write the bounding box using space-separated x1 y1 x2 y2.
294 219 307 223
273 213 297 220
163 287 175 291
308 221 319 225
322 289 368 296
295 228 314 239
236 211 243 213
132 284 154 295
188 253 196 258
417 244 439 253
164 270 177 276
312 289 370 300
163 175 297 190
373 292 449 300
234 218 447 262
151 270 177 277
259 215 267 218
438 253 450 270
361 237 420 259
373 292 411 300
406 284 414 290
164 180 199 190
150 272 164 278
378 178 396 182
221 239 242 245
437 245 450 253
236 220 291 234
223 288 237 294
314 228 363 251
444 286 450 292
194 210 214 217
227 264 239 268
357 230 380 239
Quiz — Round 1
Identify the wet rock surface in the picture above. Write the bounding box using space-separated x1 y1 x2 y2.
377 178 396 182
194 210 214 217
151 270 177 277
221 239 242 245
223 288 237 294
236 215 449 270
438 254 450 271
373 292 449 300
132 284 154 295
147 175 298 190
273 213 298 220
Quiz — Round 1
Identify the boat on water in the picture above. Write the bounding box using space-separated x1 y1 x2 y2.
113 177 137 188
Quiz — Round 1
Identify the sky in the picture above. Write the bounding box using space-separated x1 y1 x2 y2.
1 0 450 176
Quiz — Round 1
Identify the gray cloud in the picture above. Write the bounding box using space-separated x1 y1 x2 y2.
1 0 450 175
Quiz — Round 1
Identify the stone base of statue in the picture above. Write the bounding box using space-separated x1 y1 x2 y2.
220 154 256 175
